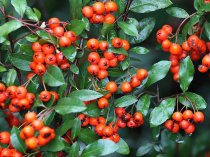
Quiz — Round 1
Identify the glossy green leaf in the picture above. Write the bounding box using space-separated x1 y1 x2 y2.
0 20 22 43
179 56 194 92
62 46 77 62
67 19 86 35
56 119 74 136
0 66 7 72
11 0 27 17
69 142 80 157
78 128 99 144
81 139 118 157
69 90 103 101
69 0 82 19
41 137 65 152
43 65 65 87
145 61 171 87
4 69 17 86
130 0 172 13
107 47 128 56
204 21 210 40
55 97 87 115
10 127 26 153
84 102 101 117
115 95 138 107
130 47 149 54
25 6 39 21
101 23 114 36
10 53 32 71
136 94 151 116
178 92 207 110
150 98 176 127
78 62 90 89
117 21 138 36
116 138 130 155
136 143 154 156
71 118 81 139
70 64 79 74
166 7 189 18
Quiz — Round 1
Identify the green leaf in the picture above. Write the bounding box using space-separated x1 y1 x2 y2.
62 46 77 62
41 137 64 152
0 66 6 72
43 111 55 126
33 8 41 20
10 127 26 153
150 98 176 127
1 0 7 6
71 118 81 139
82 17 90 31
101 23 114 36
136 94 151 116
25 6 39 21
120 58 130 71
69 0 82 19
84 102 101 117
4 69 17 86
117 21 138 36
115 95 138 107
10 53 32 71
81 139 118 157
115 0 127 15
194 0 204 10
145 61 171 87
11 0 27 17
116 139 130 155
166 7 189 18
43 65 65 87
136 143 154 156
130 47 149 54
130 0 172 13
178 92 207 110
70 64 79 74
69 90 103 101
107 47 128 56
128 17 156 44
179 56 194 92
67 19 85 35
69 142 80 157
0 20 22 43
56 119 74 136
55 97 87 115
78 62 90 89
204 21 210 40
78 128 99 144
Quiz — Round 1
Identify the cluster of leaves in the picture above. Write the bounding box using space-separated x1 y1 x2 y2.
0 0 209 157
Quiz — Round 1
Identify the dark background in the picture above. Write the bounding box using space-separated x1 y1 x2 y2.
25 0 210 156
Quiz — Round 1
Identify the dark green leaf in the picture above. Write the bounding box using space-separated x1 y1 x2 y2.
62 46 77 62
179 56 194 92
150 98 176 127
10 53 32 71
25 6 39 21
116 138 130 155
67 19 86 35
130 0 172 13
166 7 189 18
115 95 138 107
81 139 118 157
130 47 149 54
43 65 65 87
71 118 81 139
136 94 151 116
41 137 65 152
178 92 207 110
120 58 130 71
84 102 101 117
78 128 99 144
145 61 171 87
69 142 80 157
43 111 55 126
101 23 114 36
136 143 154 156
55 97 87 115
10 127 26 153
69 0 82 19
69 90 103 101
0 20 22 43
70 64 79 74
4 69 17 86
78 62 90 89
117 21 138 36
11 0 27 17
56 119 74 136
107 47 128 56
204 21 210 40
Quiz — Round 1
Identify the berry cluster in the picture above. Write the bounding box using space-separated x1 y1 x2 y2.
120 69 148 93
115 108 144 128
157 24 210 81
20 112 55 149
39 90 59 103
0 147 23 157
30 42 71 76
82 1 118 24
164 110 204 134
87 37 130 80
0 83 35 112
